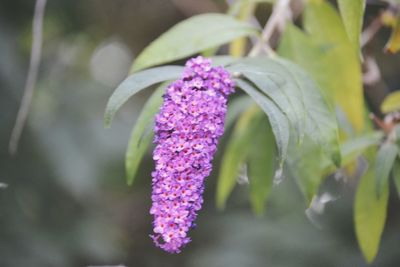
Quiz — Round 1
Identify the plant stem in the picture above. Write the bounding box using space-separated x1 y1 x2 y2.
248 0 292 57
9 0 47 155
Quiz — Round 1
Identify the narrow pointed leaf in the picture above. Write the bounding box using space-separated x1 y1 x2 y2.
230 58 341 167
384 15 400 54
381 91 400 113
248 116 275 215
321 132 383 184
229 60 306 144
131 14 258 72
235 79 289 164
329 131 383 170
289 136 330 205
216 106 260 209
225 95 253 130
276 58 341 167
337 0 365 51
355 156 389 263
229 1 256 57
125 84 167 185
375 142 398 196
302 1 364 132
210 55 238 67
104 66 183 127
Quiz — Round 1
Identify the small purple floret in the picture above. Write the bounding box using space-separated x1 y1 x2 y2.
150 56 235 253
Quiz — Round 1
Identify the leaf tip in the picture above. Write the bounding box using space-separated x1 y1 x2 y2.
216 196 226 211
126 176 134 186
103 117 112 129
362 248 378 264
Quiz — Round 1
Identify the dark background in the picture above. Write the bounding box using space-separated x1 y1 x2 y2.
1 1 400 266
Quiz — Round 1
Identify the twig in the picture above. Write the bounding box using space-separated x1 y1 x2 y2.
9 0 47 155
248 0 292 57
363 56 381 85
361 13 383 48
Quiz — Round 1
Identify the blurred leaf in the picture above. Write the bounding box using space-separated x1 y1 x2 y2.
392 158 400 198
248 115 275 215
355 154 389 263
235 79 289 165
104 66 183 127
228 0 274 15
302 1 364 132
381 91 400 113
131 14 258 72
384 15 400 54
278 23 326 81
375 142 398 196
125 84 167 185
340 132 383 166
337 0 365 51
229 2 256 57
216 106 260 209
230 57 341 167
394 125 400 146
289 136 330 205
210 55 238 67
225 95 253 130
321 131 383 175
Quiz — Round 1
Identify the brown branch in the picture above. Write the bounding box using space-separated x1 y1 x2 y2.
9 0 47 155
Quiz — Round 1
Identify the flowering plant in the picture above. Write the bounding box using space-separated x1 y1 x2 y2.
104 0 400 263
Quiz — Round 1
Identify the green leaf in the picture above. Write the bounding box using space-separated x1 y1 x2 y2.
321 131 383 176
229 1 256 57
337 0 365 51
248 115 275 215
384 15 400 54
216 106 261 209
286 1 364 132
229 59 306 144
340 132 383 166
277 58 341 167
381 91 400 113
288 136 330 205
227 0 274 19
394 125 400 146
210 55 238 67
235 79 289 164
355 154 389 263
104 66 183 127
225 95 253 130
125 84 167 185
131 14 258 72
231 57 340 203
230 57 341 167
375 142 398 196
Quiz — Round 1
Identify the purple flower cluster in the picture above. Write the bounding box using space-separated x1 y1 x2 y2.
150 56 235 253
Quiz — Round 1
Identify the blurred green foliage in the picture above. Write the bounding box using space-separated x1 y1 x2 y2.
2 0 400 266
